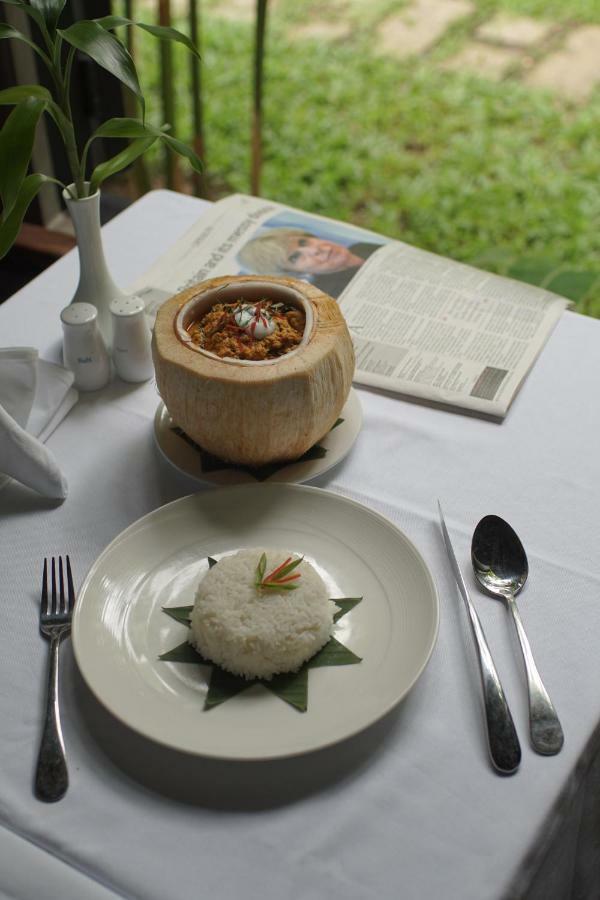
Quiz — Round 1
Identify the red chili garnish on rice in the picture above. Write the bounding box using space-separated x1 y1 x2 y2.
254 553 304 592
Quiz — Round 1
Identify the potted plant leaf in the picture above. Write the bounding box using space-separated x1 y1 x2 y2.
0 0 203 343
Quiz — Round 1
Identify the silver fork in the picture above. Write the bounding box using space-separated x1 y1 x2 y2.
35 556 75 802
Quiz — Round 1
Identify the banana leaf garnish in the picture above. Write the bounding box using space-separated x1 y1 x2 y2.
204 665 253 709
306 635 362 668
159 640 200 663
160 556 362 711
163 558 217 623
162 606 193 625
264 668 309 712
170 419 343 482
332 597 362 622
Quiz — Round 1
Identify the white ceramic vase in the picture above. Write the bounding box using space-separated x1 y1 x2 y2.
63 184 127 348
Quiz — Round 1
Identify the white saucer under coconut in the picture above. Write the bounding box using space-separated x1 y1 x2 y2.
189 549 335 680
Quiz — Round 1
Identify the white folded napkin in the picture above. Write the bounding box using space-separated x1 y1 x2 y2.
0 348 78 499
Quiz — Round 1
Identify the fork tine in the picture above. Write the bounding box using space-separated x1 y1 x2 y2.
58 557 66 613
66 555 75 613
51 557 57 614
41 558 48 615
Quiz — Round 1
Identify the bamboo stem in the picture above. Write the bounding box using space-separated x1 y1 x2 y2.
124 0 152 196
58 45 85 195
189 0 206 197
251 0 268 197
158 0 180 191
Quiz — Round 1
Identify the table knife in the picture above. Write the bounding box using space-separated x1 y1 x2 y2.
438 501 521 775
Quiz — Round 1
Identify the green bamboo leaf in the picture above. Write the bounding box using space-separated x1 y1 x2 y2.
331 417 344 430
159 641 203 663
162 605 193 624
0 86 68 133
95 15 200 59
308 636 362 668
1 0 46 31
81 118 163 174
29 0 66 32
86 116 158 140
88 136 156 195
0 85 52 105
0 98 46 219
208 556 218 568
265 667 308 712
137 22 200 60
0 23 50 65
332 597 363 623
92 14 130 30
0 173 58 259
59 20 143 112
0 23 27 42
205 666 253 710
161 133 203 174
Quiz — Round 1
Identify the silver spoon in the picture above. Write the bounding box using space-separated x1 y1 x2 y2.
471 515 564 756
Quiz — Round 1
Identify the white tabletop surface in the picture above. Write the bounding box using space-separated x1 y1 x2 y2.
1 190 600 900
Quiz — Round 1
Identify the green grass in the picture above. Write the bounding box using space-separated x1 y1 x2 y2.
492 0 600 23
131 1 600 316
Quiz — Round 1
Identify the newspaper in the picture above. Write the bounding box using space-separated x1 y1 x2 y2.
132 193 568 419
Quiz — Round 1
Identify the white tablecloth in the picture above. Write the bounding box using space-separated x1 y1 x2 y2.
1 190 600 900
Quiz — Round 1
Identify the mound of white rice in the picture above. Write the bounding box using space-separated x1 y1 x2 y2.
189 548 334 680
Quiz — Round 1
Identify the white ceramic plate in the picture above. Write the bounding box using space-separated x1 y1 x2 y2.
72 484 439 760
153 389 362 485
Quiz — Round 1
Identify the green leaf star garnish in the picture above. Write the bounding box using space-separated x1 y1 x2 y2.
170 419 343 482
160 557 362 712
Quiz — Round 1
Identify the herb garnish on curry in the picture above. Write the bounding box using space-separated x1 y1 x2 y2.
186 299 305 361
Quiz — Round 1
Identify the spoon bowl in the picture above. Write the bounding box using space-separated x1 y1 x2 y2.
472 515 528 599
471 515 563 756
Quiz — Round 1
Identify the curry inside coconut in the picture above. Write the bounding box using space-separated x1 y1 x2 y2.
186 299 306 361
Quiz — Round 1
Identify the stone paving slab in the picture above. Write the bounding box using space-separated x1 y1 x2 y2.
476 14 554 48
524 26 600 101
376 0 474 59
209 0 265 22
442 41 522 80
289 21 353 43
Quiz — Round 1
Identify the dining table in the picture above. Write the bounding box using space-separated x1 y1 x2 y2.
1 188 600 900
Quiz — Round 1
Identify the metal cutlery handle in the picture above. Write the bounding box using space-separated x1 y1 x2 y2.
463 598 522 774
438 503 521 775
506 594 564 755
35 631 69 802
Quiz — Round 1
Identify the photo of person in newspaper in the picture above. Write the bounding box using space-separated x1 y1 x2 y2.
237 214 387 299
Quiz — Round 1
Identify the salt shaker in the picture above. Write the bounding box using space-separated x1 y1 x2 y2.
110 295 154 383
60 302 111 391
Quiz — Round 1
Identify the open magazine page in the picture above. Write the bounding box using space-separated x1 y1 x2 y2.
342 242 567 417
131 193 568 418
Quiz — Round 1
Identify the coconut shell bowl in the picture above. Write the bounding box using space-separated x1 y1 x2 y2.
152 275 355 467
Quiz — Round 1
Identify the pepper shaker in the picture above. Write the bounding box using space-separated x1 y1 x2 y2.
60 302 111 391
110 295 154 383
